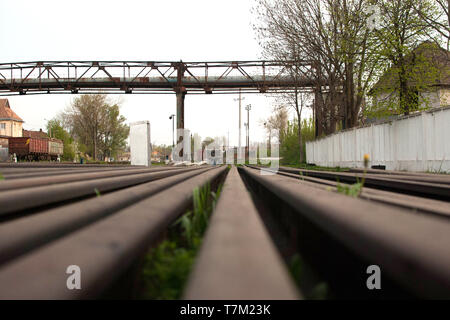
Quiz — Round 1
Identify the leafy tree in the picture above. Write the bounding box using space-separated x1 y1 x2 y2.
280 117 315 165
98 104 129 159
62 94 129 160
368 0 442 116
46 119 75 161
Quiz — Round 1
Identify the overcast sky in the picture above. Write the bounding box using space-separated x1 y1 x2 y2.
0 0 308 146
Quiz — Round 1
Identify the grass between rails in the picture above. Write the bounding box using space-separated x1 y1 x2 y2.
289 253 329 299
335 177 365 198
137 182 223 300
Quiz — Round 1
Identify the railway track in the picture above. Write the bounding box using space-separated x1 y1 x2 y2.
0 163 448 299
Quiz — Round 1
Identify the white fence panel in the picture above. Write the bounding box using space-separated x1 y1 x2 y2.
306 106 450 173
130 121 151 167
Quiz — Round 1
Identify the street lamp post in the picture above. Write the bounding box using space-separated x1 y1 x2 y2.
245 104 251 150
233 90 245 152
169 114 175 150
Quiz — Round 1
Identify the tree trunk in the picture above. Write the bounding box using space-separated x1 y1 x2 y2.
93 125 97 161
297 114 303 163
294 87 304 164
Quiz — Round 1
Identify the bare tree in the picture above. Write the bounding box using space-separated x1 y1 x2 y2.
254 0 378 135
415 0 450 50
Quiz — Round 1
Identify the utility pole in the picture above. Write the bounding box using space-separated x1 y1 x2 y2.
233 90 245 151
245 104 251 151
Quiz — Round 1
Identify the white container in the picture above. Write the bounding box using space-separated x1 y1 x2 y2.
130 121 151 167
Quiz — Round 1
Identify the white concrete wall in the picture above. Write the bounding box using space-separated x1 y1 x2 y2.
306 106 450 173
130 121 151 167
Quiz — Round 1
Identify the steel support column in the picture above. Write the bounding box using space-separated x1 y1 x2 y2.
176 91 185 132
175 63 186 158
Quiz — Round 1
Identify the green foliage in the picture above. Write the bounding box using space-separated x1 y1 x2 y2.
139 241 197 300
308 283 329 300
335 173 366 197
99 104 130 159
336 181 364 197
279 118 315 165
289 253 328 300
0 172 3 181
63 94 129 160
138 182 223 300
94 188 101 197
366 1 443 117
152 144 172 161
367 43 444 118
46 119 75 161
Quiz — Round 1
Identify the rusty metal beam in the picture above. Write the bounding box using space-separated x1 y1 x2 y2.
0 60 314 95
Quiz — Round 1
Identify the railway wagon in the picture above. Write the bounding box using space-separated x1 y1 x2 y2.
8 137 63 161
48 138 64 157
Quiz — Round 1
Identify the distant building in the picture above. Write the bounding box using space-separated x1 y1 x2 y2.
22 128 49 139
117 152 131 162
370 42 450 114
0 99 24 138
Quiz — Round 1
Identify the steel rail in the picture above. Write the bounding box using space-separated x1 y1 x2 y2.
240 166 450 298
277 166 450 201
0 166 203 216
347 168 450 185
0 162 139 168
0 167 143 180
0 166 227 299
0 166 215 265
0 166 186 191
349 167 450 178
184 167 300 300
250 165 450 218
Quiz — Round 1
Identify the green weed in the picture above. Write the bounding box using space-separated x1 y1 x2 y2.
138 182 223 299
299 172 305 181
335 172 366 198
289 253 328 300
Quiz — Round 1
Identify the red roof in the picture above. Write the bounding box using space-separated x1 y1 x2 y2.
0 99 23 122
22 129 48 139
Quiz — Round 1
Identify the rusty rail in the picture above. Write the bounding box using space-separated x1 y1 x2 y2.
0 163 449 299
0 165 227 299
241 166 450 298
277 166 450 201
184 167 300 300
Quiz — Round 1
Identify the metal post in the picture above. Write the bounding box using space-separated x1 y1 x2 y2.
169 114 175 149
176 92 185 137
239 92 242 151
174 62 186 160
245 104 251 151
175 62 186 144
234 90 244 152
247 107 250 148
